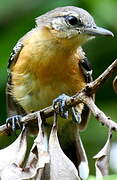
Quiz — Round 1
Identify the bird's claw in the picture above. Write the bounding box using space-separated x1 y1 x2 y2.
53 94 70 119
53 94 82 124
6 115 22 131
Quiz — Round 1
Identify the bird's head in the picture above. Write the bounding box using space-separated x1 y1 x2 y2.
36 6 113 47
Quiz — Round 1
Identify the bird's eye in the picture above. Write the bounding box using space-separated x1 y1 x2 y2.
65 16 83 26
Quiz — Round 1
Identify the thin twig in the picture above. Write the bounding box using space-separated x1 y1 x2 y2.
0 59 117 136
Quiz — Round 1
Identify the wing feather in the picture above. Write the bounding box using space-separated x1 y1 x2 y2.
79 57 94 130
6 41 25 117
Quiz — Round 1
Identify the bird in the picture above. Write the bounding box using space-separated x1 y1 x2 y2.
6 6 113 178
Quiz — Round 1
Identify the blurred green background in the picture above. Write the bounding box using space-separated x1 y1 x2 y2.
0 0 117 175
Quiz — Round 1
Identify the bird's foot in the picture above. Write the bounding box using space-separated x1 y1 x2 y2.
6 115 22 132
53 94 70 119
53 94 82 124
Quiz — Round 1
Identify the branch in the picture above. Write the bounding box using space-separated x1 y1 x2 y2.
113 75 117 94
86 59 117 95
0 59 117 136
81 95 117 131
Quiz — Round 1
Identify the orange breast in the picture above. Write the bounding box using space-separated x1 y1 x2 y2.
11 28 86 113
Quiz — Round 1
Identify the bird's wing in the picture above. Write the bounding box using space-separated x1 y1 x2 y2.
7 41 23 71
7 28 36 71
80 57 93 83
6 29 38 117
79 57 94 130
6 41 26 117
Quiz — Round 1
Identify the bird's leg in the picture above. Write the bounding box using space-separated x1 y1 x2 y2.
71 103 84 124
6 115 23 131
53 94 82 124
71 107 82 123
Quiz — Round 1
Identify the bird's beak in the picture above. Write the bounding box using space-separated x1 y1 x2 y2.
83 26 114 37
